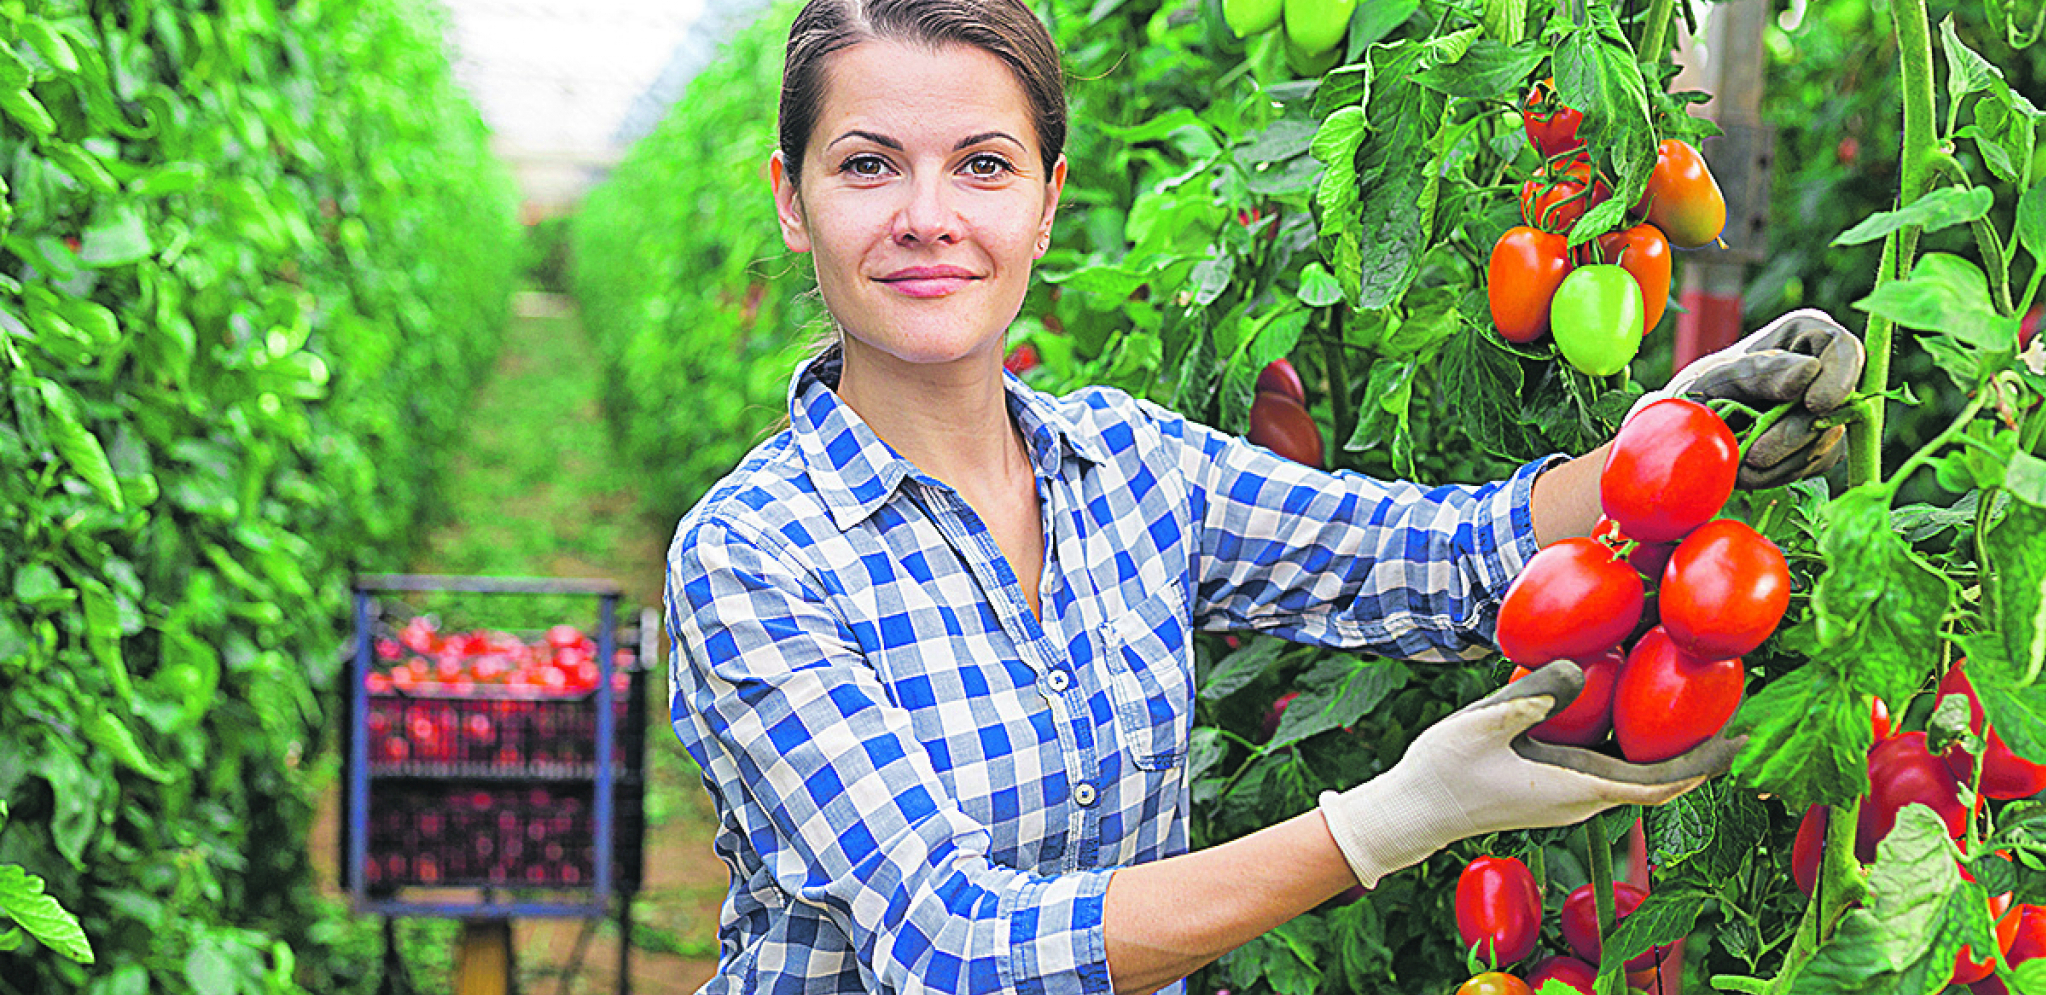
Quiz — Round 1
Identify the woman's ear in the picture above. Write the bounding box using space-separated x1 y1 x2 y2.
1035 154 1067 258
769 150 812 254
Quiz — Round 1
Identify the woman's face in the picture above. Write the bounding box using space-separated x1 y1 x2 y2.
771 39 1064 372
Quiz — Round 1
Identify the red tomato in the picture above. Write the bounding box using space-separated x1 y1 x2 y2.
1496 538 1645 665
1003 343 1042 375
1520 157 1611 235
1659 519 1791 659
1612 626 1744 763
1522 79 1585 158
1561 881 1660 971
545 624 584 650
1528 956 1596 995
1261 691 1298 742
1595 225 1672 337
1937 663 2046 800
1956 866 2015 986
1857 731 1968 863
1247 391 1324 468
1458 973 1532 995
1873 697 1894 742
1457 855 1543 966
1792 804 1826 897
2022 306 2041 350
1637 139 1727 249
1488 226 1572 343
1521 648 1624 746
1600 398 1739 544
1256 358 1307 405
1975 905 2046 994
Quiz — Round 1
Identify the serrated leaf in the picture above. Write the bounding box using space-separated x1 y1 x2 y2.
1854 253 2016 351
1410 39 1544 101
1605 890 1707 972
1238 117 1319 166
78 202 153 268
82 708 173 783
1296 262 1345 307
41 142 118 195
2019 181 2046 263
1201 636 1293 702
21 22 79 74
1267 656 1408 750
1833 187 1996 246
1729 661 1870 809
1809 488 1953 711
1990 498 2046 682
1788 807 1981 994
77 579 134 706
0 865 92 963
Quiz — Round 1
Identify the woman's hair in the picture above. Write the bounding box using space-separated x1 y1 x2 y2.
777 0 1068 187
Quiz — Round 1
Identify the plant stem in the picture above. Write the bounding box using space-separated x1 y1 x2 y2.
1587 817 1621 994
1640 0 1676 63
1883 390 1991 497
1972 216 2016 315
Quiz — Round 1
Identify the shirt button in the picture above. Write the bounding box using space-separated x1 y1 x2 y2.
1045 669 1071 693
1072 782 1097 807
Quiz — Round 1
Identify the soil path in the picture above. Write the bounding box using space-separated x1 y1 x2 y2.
313 290 726 994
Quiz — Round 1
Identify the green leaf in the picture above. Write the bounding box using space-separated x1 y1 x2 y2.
1552 16 1657 227
1833 187 1996 246
0 864 92 964
1296 262 1345 307
1350 46 1443 309
1310 105 1366 165
21 22 79 74
1646 778 1767 877
1605 889 1708 974
1382 285 1462 359
1347 0 1422 57
1789 807 1987 994
1482 0 1528 46
1237 117 1319 166
1855 253 2014 349
1728 660 1871 809
1942 16 2004 102
1990 498 2046 685
35 379 125 512
2019 180 2046 265
1200 636 1293 702
1810 487 1952 712
1411 39 1544 101
41 142 118 195
78 202 153 268
130 162 206 198
2009 452 2046 508
1437 322 1533 460
0 88 55 136
1267 655 1409 750
77 579 134 706
81 708 173 783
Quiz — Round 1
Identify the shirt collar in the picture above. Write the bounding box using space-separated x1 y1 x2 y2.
787 344 1111 532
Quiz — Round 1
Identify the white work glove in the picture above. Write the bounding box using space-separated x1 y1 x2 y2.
1317 663 1741 888
1627 308 1867 489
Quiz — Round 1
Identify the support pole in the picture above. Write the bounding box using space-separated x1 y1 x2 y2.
1672 0 1775 371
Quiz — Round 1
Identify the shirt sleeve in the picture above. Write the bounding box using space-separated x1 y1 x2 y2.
667 516 1116 995
1128 396 1560 662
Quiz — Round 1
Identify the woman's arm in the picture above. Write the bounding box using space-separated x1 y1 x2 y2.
1528 442 1612 547
1103 812 1353 995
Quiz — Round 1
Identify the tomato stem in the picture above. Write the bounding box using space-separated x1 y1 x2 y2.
1736 402 1797 459
1639 0 1676 63
1584 817 1623 993
1881 389 1991 498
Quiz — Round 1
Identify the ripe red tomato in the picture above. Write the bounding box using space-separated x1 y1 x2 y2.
1256 358 1307 405
1003 343 1042 375
1974 905 2046 994
1528 956 1595 995
1458 973 1532 995
2022 306 2041 350
1955 865 2015 987
1792 804 1826 896
1637 140 1727 249
1600 398 1739 543
1522 79 1585 159
1514 648 1624 746
1595 225 1672 337
1659 519 1791 659
1612 626 1744 763
1937 663 2046 800
1247 391 1324 468
1488 226 1572 344
1561 881 1659 971
1520 158 1610 235
1873 697 1894 742
1857 731 1969 863
1496 538 1645 665
1457 855 1542 966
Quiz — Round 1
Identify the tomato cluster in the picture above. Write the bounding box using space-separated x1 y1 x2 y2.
1786 661 2046 991
1496 399 1786 761
1452 855 1670 994
1488 81 1726 376
370 617 621 697
1220 0 1359 76
1248 358 1325 468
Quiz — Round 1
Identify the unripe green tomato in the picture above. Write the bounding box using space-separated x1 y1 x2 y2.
1550 265 1644 376
1283 31 1343 76
1223 0 1283 37
1283 0 1357 56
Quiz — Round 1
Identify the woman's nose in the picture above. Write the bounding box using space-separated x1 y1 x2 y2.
894 173 961 246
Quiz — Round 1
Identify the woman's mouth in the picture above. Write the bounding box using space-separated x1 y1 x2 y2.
878 266 979 298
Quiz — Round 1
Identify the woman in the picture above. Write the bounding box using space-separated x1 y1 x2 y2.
665 1 1863 992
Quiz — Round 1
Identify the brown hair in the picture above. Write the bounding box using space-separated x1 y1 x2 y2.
777 0 1068 187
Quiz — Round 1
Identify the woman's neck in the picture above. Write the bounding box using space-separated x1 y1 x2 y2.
833 336 1029 493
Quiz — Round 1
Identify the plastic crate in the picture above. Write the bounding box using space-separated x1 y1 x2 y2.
341 574 650 918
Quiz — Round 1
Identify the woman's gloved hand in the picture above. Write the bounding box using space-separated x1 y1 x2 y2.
1317 662 1741 888
1628 308 1867 489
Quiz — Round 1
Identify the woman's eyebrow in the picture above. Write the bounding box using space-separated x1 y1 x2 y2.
825 129 1026 152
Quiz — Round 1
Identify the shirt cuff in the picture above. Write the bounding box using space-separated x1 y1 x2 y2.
998 867 1117 995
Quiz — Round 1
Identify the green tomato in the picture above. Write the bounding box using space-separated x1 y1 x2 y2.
1283 31 1343 76
1550 264 1644 376
1283 0 1357 56
1223 0 1283 37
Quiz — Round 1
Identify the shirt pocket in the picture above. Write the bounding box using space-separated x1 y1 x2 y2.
1102 584 1192 771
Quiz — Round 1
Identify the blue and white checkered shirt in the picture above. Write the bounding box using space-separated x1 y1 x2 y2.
666 346 1553 994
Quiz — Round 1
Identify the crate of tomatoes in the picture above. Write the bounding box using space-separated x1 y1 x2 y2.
340 574 651 919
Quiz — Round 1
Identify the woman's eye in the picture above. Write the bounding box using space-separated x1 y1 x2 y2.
964 154 1013 178
842 155 889 177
